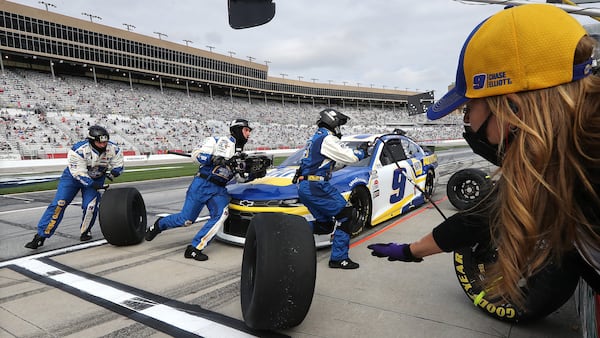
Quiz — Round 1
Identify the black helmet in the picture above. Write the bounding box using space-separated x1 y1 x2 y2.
87 125 109 142
230 119 252 132
317 108 349 137
230 118 252 149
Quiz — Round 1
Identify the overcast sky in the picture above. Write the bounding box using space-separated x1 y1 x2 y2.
8 0 599 99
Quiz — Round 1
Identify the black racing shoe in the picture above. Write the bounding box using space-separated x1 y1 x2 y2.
80 231 92 241
329 258 359 269
145 218 162 241
25 234 45 249
184 245 208 261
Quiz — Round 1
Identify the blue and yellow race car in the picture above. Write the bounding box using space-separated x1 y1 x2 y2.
217 130 438 248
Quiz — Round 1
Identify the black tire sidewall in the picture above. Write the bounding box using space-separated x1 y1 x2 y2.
447 168 491 210
99 187 147 246
454 245 580 323
425 169 436 197
350 186 372 234
240 213 317 330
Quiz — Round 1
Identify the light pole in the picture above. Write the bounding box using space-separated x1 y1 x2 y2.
38 1 55 11
311 78 318 83
122 23 135 31
280 73 288 79
247 56 255 62
81 12 102 23
183 39 193 46
264 60 271 67
153 32 168 40
206 45 215 52
227 51 236 57
298 76 303 81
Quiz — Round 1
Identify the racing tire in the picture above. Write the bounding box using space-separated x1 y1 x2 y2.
241 213 316 330
447 168 492 210
424 169 436 198
99 187 147 246
350 186 372 234
454 245 580 323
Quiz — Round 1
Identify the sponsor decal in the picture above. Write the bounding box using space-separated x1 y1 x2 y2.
349 177 367 187
473 71 512 90
411 160 422 175
454 252 516 319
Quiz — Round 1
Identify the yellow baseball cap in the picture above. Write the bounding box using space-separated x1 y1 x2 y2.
427 4 593 120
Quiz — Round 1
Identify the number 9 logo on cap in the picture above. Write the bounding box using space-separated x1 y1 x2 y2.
473 74 487 90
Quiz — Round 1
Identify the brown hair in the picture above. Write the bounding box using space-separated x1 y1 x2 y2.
483 35 600 306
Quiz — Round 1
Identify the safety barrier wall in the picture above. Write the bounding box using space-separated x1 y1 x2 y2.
0 149 297 174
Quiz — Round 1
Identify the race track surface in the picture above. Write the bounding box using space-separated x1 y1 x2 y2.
0 174 582 337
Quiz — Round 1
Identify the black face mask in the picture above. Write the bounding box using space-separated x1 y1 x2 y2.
231 127 248 150
89 140 107 154
463 113 503 167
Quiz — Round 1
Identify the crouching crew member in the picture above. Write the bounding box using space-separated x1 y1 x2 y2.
25 125 124 249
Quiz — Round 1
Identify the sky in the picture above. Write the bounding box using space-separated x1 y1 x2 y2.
7 0 600 100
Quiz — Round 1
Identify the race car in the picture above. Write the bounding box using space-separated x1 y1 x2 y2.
216 129 438 248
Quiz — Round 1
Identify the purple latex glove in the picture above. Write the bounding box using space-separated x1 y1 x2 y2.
367 243 423 262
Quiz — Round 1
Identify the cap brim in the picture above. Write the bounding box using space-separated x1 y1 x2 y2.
426 87 468 120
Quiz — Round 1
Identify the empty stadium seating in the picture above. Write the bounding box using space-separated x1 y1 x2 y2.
0 68 464 159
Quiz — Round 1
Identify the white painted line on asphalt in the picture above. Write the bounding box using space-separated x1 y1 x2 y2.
14 259 257 338
0 240 107 268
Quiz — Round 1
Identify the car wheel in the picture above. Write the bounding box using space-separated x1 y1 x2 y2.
99 187 147 246
241 213 316 330
454 244 580 323
446 168 492 210
424 169 436 198
350 186 372 234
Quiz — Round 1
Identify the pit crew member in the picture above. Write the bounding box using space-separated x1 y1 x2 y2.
25 125 124 249
145 119 254 261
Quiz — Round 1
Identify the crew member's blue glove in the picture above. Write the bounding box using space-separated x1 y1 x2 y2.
367 243 423 262
110 169 122 178
353 148 366 160
357 142 370 156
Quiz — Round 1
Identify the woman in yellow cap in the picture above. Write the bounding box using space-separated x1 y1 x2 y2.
368 3 600 310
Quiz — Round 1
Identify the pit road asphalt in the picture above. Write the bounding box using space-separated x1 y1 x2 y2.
0 171 582 338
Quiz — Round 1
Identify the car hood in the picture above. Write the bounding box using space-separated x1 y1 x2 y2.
227 166 299 200
227 165 370 201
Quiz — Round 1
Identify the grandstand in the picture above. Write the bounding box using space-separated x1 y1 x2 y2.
0 0 464 159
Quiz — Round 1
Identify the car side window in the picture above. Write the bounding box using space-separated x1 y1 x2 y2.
402 139 421 158
379 141 407 165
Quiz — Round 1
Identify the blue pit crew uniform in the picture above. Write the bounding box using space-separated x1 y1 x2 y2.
297 127 365 263
153 135 249 255
35 139 124 240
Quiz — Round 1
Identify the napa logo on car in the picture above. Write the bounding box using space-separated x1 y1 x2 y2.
411 159 423 175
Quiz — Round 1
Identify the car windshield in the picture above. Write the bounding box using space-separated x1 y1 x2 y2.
279 147 306 166
279 141 370 168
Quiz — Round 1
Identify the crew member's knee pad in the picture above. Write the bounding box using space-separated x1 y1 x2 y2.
313 220 335 235
335 206 360 235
